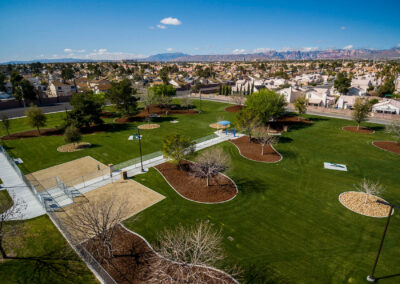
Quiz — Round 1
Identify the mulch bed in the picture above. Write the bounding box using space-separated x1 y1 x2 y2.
339 191 392 218
57 142 91 152
115 105 199 124
372 141 400 155
155 160 237 203
230 136 281 163
343 126 374 134
225 105 244 113
83 224 235 283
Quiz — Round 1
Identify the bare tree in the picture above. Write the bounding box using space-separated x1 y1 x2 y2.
0 193 26 259
140 88 155 114
62 196 129 258
354 178 384 204
191 148 231 187
231 93 245 106
385 121 400 143
181 96 192 112
150 222 239 283
253 127 279 155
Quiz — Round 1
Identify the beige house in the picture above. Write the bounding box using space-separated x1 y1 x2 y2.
48 81 77 97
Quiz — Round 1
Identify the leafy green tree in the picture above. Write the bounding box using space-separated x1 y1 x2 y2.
25 105 47 134
61 67 74 81
14 79 37 102
10 71 22 94
377 75 395 97
0 73 6 92
235 108 258 142
294 95 309 119
245 89 287 125
162 134 195 170
149 84 176 98
64 126 82 146
1 114 10 137
159 67 170 84
67 91 104 128
352 98 371 130
334 72 351 94
108 79 138 116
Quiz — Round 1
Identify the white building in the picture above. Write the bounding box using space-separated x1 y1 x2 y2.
305 87 335 107
372 99 400 115
278 87 304 103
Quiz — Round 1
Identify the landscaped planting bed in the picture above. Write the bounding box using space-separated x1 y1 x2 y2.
155 161 237 203
339 191 392 217
230 136 281 163
57 142 91 152
343 126 374 134
225 105 243 113
372 141 400 155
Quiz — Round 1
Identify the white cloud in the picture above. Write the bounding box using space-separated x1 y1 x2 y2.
302 47 319 52
397 43 400 47
252 48 273 53
343 45 353 50
157 24 166 29
64 48 86 53
340 26 347 30
160 17 182 26
232 49 247 54
276 47 320 52
166 48 174 52
194 47 199 51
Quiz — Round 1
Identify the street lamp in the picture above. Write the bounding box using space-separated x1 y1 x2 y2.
136 127 145 172
367 200 399 282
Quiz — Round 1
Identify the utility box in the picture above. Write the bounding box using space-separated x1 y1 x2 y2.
122 171 128 180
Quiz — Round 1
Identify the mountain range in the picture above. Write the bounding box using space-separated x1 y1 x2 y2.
2 48 400 64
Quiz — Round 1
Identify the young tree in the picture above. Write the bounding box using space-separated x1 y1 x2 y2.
25 105 47 134
159 67 170 85
235 108 258 142
253 127 279 155
385 121 400 143
191 148 231 187
180 96 192 111
108 79 138 116
334 72 351 94
1 114 10 137
231 93 245 106
294 95 308 119
68 91 104 128
141 88 156 114
64 126 82 146
352 98 371 130
151 222 238 283
245 89 287 125
162 134 195 170
354 178 384 205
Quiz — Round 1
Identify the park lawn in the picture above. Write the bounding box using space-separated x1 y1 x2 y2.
2 100 235 173
0 190 13 213
125 115 400 284
0 215 97 284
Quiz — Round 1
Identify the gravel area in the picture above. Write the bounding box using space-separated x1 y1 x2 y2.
138 124 160 130
339 191 392 218
57 142 91 152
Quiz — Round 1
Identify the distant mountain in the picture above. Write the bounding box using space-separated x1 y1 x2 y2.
142 52 190 62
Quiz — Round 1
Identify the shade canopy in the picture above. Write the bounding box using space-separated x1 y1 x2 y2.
217 120 231 126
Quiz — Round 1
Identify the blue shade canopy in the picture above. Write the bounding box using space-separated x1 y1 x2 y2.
217 120 231 126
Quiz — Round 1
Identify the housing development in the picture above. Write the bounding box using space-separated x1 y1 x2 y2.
0 1 399 284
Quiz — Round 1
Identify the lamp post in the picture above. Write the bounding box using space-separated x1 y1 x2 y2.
199 90 202 113
136 127 145 172
367 200 399 282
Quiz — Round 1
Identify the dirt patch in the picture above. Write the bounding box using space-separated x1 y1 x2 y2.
115 105 199 124
83 224 235 284
57 142 91 152
155 161 237 203
230 136 282 163
372 141 400 155
343 126 374 134
225 105 244 113
26 156 109 191
138 124 160 130
339 191 392 218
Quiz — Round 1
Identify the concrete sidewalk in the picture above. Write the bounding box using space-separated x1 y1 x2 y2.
0 152 46 220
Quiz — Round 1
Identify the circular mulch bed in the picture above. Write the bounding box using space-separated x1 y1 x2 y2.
155 160 237 203
57 142 91 152
343 126 374 134
372 141 400 155
138 124 160 130
225 105 244 113
229 136 282 163
339 191 392 218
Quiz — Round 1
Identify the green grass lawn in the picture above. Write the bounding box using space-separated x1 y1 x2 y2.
0 190 13 213
124 114 400 284
1 100 235 173
0 215 97 284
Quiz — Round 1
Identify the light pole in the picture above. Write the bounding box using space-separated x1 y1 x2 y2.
136 127 145 172
367 200 399 282
199 90 202 113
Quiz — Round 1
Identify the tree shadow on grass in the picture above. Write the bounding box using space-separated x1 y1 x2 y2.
368 125 385 132
278 137 293 144
308 117 329 122
376 273 400 282
234 178 270 195
240 261 293 284
151 116 176 123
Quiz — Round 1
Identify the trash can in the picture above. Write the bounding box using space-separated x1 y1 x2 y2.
122 171 128 180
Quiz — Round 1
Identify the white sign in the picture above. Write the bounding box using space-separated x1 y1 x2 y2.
324 162 347 171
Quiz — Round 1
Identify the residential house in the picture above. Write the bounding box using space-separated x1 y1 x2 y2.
372 99 400 115
48 80 77 97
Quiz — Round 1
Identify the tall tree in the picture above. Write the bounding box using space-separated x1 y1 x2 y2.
67 91 104 128
245 89 287 125
25 105 47 134
334 72 351 94
162 134 194 170
159 66 170 84
108 79 138 116
14 79 37 102
235 108 258 142
352 98 371 130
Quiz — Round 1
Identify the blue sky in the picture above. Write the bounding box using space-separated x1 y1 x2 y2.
0 0 399 62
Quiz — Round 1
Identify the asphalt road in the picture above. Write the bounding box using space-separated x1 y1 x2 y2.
0 102 73 119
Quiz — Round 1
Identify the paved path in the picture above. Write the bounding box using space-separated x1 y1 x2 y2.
0 152 46 220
